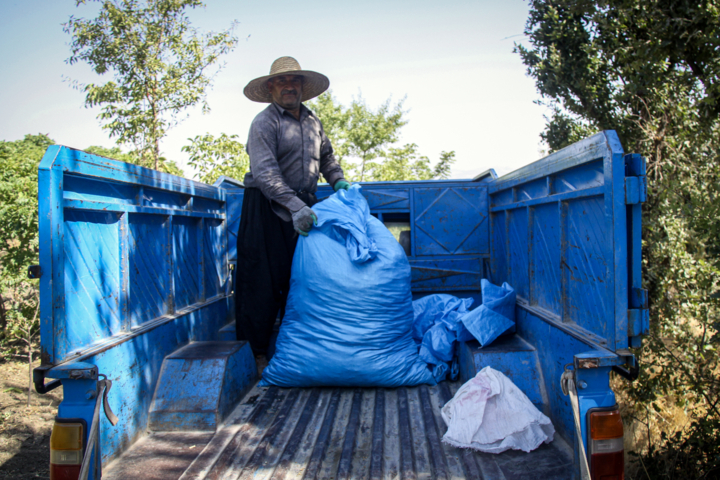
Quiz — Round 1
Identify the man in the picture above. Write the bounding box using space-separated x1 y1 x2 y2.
236 56 350 362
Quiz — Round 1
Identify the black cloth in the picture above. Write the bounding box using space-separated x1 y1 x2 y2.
235 187 316 354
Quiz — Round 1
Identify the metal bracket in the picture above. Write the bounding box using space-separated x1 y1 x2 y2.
628 287 650 346
624 153 647 205
628 309 650 337
34 362 99 394
613 349 640 381
625 176 647 204
33 365 61 394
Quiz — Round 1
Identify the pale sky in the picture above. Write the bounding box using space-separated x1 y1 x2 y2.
0 0 549 180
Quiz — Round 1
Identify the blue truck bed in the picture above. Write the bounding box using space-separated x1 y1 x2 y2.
33 130 646 479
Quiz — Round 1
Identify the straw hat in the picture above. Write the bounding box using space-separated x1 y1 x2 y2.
243 56 330 103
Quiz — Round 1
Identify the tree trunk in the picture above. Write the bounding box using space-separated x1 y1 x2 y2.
359 155 367 182
27 301 40 407
27 330 32 407
0 294 6 333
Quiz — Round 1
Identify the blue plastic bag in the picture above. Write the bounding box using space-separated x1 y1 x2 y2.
456 280 516 346
412 294 474 343
261 185 435 387
412 294 474 382
411 281 516 381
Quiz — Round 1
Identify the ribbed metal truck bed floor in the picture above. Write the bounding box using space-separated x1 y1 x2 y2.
104 381 575 480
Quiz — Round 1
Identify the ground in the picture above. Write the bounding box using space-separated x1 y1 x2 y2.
0 360 62 480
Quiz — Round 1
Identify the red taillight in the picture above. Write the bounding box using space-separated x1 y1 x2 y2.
50 420 84 480
589 409 624 480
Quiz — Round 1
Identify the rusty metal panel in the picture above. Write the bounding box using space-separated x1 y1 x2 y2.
103 432 215 480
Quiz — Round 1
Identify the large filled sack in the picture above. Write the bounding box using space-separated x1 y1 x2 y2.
260 185 436 387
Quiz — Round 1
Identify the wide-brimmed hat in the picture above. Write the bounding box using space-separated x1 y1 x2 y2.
243 56 330 103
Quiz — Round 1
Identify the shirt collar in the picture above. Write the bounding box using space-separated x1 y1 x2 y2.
272 102 310 121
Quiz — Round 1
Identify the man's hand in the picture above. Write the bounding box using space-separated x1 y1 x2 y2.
292 206 318 236
334 180 351 191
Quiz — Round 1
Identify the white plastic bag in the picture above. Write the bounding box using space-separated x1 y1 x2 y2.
441 366 555 453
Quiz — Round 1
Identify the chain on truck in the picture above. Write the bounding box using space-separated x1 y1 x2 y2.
30 131 647 480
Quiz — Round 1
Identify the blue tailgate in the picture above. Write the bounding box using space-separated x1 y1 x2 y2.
488 131 647 351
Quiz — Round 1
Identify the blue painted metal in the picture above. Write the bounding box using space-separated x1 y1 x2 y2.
149 341 256 431
38 146 237 466
489 131 646 352
39 146 230 363
413 186 489 256
458 335 548 412
218 321 236 341
625 153 648 347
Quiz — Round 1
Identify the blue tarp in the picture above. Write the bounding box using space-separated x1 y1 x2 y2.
413 280 516 381
261 185 436 387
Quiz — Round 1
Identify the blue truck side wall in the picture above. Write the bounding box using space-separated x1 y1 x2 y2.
38 147 233 465
489 131 629 352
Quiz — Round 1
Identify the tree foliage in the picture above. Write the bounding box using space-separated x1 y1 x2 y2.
182 133 249 184
64 0 238 170
307 92 455 182
517 1 720 477
0 135 48 360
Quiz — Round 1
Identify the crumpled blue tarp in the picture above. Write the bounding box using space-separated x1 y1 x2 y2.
412 294 474 342
413 279 517 382
456 280 516 346
261 185 436 388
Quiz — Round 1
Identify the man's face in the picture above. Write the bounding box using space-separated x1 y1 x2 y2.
267 75 304 110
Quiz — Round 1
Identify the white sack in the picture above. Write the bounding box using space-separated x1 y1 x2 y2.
441 366 555 454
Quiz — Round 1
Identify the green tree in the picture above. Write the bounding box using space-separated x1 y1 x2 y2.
0 135 47 401
182 133 249 184
65 0 238 170
306 92 455 182
516 1 720 477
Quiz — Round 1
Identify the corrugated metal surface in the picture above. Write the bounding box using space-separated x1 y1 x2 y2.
107 382 575 480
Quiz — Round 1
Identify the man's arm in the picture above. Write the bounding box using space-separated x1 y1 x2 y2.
248 117 306 214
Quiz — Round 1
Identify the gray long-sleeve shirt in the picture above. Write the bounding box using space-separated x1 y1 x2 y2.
243 102 346 221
